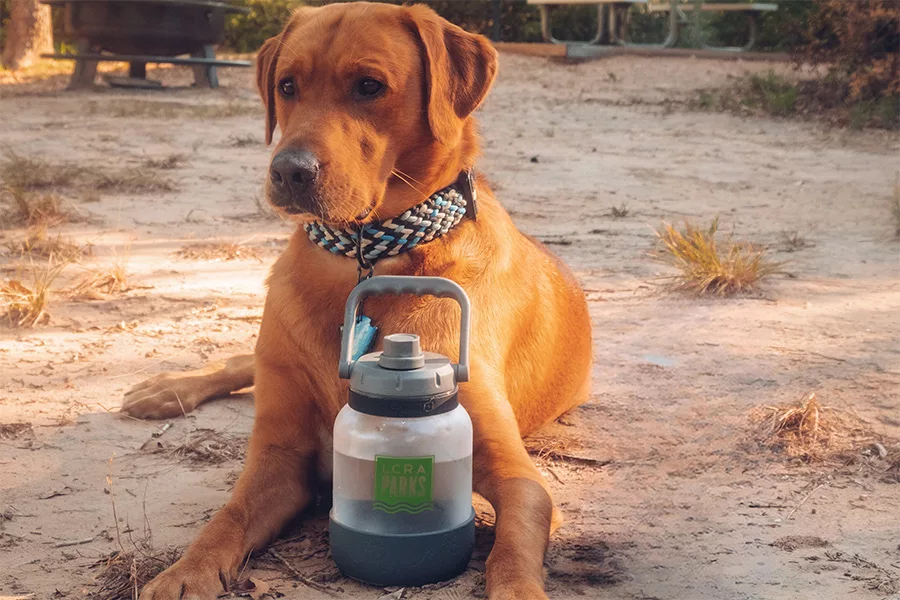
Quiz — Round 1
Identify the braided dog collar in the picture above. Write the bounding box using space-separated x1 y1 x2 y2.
304 171 476 267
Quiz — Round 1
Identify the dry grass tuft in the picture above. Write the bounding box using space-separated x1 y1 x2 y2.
1 256 67 327
0 151 81 191
90 546 182 600
610 203 629 219
654 218 782 296
0 422 34 439
6 225 91 262
86 99 261 120
780 230 812 253
825 550 900 594
885 456 900 484
91 170 175 194
169 429 246 464
1 152 175 197
142 154 186 170
228 134 258 148
174 242 262 262
145 429 246 464
525 434 609 468
756 393 838 460
1 187 75 229
68 249 130 299
753 393 899 476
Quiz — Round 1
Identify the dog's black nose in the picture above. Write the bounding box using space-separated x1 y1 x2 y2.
270 150 319 193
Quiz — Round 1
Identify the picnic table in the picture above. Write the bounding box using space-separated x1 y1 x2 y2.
527 0 778 51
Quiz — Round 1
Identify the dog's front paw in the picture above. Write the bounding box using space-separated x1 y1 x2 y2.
122 372 203 419
488 582 549 600
139 556 229 600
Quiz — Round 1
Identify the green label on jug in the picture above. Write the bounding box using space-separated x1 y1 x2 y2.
373 455 434 514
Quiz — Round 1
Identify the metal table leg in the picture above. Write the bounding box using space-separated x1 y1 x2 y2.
539 4 606 45
612 0 682 49
696 11 760 52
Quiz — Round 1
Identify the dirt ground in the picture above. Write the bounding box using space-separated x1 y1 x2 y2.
1 52 899 600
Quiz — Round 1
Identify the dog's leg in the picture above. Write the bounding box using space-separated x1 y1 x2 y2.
122 354 254 419
467 381 557 600
139 361 316 600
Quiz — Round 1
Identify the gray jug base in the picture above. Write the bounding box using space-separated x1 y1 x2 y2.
329 509 475 587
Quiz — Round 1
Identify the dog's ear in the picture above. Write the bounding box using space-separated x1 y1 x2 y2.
255 35 282 145
406 5 499 146
256 8 315 145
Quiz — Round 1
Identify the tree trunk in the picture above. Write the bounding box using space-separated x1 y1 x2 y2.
1 0 54 70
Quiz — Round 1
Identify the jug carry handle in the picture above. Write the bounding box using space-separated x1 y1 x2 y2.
339 276 470 382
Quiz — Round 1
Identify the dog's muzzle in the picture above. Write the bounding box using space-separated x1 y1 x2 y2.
268 149 320 214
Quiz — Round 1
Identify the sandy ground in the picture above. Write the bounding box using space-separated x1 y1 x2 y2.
1 53 899 600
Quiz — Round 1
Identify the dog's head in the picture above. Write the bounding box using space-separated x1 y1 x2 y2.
256 2 497 224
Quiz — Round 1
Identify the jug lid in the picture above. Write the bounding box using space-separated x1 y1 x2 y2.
349 333 458 418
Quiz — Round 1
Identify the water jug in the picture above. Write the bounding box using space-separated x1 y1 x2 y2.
330 276 475 586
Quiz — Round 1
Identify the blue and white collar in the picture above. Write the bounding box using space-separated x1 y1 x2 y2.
303 171 477 267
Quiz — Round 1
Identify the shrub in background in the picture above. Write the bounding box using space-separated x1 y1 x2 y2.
801 0 899 102
0 0 6 52
224 0 302 53
623 2 812 51
221 1 817 50
222 0 600 49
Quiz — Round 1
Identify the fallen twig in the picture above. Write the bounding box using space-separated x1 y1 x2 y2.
808 352 847 363
267 548 339 596
54 536 95 548
544 466 563 483
543 451 611 467
786 483 823 520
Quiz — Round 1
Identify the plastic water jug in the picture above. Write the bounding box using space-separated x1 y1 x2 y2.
330 276 475 586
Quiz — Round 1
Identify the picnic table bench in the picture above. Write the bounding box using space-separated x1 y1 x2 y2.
527 0 778 51
39 0 252 89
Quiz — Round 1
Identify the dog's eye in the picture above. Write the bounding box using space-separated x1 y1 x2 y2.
278 77 297 98
356 78 384 98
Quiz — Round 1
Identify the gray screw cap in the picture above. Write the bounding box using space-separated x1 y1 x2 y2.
378 334 426 370
350 332 457 399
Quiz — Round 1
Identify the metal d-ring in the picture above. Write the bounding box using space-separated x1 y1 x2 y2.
354 224 375 282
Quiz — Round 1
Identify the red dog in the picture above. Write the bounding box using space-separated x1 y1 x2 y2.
126 3 592 598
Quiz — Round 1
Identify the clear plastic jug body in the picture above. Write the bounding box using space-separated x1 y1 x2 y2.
332 403 473 535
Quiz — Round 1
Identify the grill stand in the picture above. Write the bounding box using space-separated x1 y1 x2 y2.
44 49 250 89
40 0 251 90
67 39 99 89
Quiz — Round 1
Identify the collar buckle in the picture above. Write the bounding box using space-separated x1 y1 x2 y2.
457 169 478 220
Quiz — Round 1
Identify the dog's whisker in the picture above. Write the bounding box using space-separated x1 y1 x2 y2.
323 186 369 224
391 169 427 194
392 168 426 187
390 170 431 205
273 34 301 63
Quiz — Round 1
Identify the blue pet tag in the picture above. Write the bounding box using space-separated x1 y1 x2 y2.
348 315 378 361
